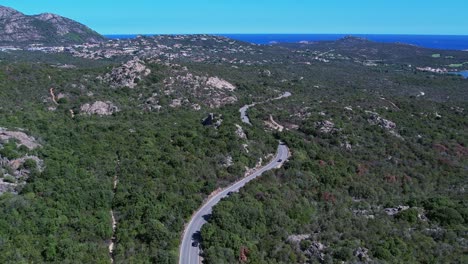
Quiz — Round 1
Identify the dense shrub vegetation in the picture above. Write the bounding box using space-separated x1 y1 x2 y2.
0 37 467 263
201 65 468 263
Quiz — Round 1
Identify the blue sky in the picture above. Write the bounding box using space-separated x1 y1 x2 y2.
2 0 467 35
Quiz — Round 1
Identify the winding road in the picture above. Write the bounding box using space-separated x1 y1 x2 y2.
179 143 289 264
180 91 292 263
240 91 291 125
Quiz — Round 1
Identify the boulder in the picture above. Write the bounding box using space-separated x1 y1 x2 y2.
80 101 119 116
287 234 310 244
169 98 182 108
202 113 215 126
354 247 371 262
0 128 40 150
384 205 410 216
304 241 327 262
316 120 337 134
202 113 223 128
163 69 238 108
222 156 233 167
366 111 402 138
235 124 247 139
206 77 236 91
103 58 151 88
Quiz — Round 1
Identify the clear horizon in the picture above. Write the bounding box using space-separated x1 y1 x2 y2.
102 33 468 36
2 0 468 35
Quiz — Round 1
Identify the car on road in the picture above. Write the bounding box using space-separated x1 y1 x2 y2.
277 159 282 162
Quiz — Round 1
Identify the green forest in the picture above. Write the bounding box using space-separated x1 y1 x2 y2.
202 94 467 263
0 36 467 264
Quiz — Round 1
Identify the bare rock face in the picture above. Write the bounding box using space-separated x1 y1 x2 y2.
316 120 338 134
80 101 119 116
143 93 162 111
287 235 328 262
0 5 106 44
0 7 40 43
341 141 352 151
264 115 284 132
235 124 247 139
367 111 396 130
102 58 151 88
169 98 183 108
304 242 327 262
287 234 311 244
191 104 201 111
259 69 272 77
35 13 76 36
209 96 237 109
206 77 236 91
366 111 402 138
354 247 371 262
222 155 233 167
0 128 40 150
8 155 43 171
384 205 410 216
164 67 237 108
1 155 44 195
0 128 43 195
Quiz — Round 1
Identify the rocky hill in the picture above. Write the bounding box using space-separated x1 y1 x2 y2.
0 5 106 44
0 24 467 263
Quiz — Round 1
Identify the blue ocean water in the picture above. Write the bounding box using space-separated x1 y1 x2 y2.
105 34 468 51
449 71 468 78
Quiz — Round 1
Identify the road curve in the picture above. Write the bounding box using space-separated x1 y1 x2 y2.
179 144 289 264
239 91 291 125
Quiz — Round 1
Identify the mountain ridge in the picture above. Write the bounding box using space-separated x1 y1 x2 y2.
0 5 106 44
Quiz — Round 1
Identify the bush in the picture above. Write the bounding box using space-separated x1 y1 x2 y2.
348 184 375 199
3 175 15 183
374 246 392 260
428 208 464 226
0 144 20 159
22 159 38 170
397 208 419 223
334 247 353 261
57 97 68 104
300 240 312 251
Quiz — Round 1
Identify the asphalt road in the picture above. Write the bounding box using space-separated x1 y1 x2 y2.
239 92 291 126
239 104 254 125
179 143 289 264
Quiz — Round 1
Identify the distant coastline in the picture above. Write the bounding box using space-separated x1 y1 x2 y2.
105 34 468 50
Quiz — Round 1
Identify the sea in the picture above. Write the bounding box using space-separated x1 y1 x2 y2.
105 34 468 51
449 71 468 79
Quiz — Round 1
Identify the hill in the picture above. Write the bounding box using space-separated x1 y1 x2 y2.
278 35 468 68
0 32 466 263
0 6 106 45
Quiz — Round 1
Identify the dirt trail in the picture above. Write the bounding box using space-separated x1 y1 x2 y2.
49 88 58 105
109 160 120 263
265 115 284 132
